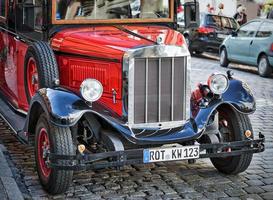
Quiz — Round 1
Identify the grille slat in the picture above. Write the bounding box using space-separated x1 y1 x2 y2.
158 58 161 122
171 57 174 121
133 56 186 125
145 58 149 123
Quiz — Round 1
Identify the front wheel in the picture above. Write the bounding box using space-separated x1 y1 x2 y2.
220 48 229 67
210 106 253 175
35 114 75 194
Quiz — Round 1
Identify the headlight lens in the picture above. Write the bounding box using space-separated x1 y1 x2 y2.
80 79 103 102
207 73 229 95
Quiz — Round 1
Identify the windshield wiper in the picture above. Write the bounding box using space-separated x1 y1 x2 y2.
113 25 158 45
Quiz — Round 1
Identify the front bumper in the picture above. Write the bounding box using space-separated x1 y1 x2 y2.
48 133 264 171
190 37 222 53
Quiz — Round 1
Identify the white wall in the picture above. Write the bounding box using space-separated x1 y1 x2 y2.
198 0 237 17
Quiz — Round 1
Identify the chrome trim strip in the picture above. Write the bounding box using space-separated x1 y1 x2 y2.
145 58 149 123
127 57 135 124
158 58 162 122
186 56 192 120
183 57 186 120
123 45 190 129
171 57 174 121
130 120 186 129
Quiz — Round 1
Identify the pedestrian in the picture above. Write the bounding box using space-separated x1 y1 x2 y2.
267 8 273 19
218 3 224 15
206 3 214 14
234 5 247 25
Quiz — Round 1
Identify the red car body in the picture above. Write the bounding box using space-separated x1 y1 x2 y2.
0 0 264 195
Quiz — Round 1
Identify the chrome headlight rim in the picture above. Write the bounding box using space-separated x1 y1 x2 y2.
207 73 229 95
80 79 103 102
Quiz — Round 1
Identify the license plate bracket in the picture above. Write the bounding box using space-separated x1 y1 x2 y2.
143 146 200 163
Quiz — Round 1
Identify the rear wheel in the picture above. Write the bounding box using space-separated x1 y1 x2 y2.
258 55 272 77
220 48 229 67
194 50 203 55
210 107 253 175
184 35 190 47
24 41 59 103
35 113 74 194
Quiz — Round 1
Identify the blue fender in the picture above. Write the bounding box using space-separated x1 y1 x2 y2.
193 78 255 132
25 78 255 145
222 79 255 114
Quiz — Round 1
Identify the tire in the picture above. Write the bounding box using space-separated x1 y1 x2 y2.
35 113 74 194
24 41 59 103
194 50 203 55
210 106 253 175
258 55 272 77
184 35 190 47
220 48 229 67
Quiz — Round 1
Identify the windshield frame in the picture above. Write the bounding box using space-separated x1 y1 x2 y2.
51 0 174 25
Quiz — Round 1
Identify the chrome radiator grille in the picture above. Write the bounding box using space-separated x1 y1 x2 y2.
133 57 187 124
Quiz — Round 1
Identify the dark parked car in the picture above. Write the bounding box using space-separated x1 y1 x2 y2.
220 19 273 77
184 13 240 54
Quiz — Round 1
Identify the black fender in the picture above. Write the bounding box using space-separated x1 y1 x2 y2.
24 78 255 145
24 88 125 136
222 78 255 114
193 78 255 133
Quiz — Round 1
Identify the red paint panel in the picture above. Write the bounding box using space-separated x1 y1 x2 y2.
16 41 29 111
51 25 186 61
58 55 123 116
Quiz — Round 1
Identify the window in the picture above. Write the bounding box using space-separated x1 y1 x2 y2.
17 0 43 31
220 17 239 30
206 15 221 28
54 0 172 24
237 21 261 37
0 0 6 17
256 22 273 38
16 0 43 40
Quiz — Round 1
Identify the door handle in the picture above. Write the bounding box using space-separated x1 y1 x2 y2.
13 36 20 41
250 40 253 45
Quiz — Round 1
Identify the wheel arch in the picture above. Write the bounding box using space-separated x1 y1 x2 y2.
25 101 49 137
219 45 226 54
257 52 267 65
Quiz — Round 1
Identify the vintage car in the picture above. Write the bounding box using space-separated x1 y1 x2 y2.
0 0 264 194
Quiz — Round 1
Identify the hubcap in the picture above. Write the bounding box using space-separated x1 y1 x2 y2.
37 128 51 179
219 113 234 155
259 58 267 73
27 58 39 98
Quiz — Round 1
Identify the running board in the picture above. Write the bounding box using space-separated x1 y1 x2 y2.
0 97 27 142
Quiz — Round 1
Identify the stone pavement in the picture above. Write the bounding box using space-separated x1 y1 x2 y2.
0 55 272 200
0 142 24 200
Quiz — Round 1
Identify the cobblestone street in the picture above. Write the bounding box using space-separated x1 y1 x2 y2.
0 56 272 200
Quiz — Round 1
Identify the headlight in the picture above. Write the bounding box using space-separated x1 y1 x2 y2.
207 73 229 95
80 79 103 102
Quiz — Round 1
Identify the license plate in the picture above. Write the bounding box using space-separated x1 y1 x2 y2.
217 34 227 39
143 146 200 163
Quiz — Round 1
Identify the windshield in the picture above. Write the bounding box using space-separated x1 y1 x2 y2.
53 0 173 24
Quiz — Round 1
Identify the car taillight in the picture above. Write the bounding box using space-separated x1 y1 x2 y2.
271 43 273 52
177 5 183 13
197 26 215 34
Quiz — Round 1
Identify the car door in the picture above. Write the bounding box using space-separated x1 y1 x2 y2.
227 21 261 63
249 21 273 65
0 0 17 101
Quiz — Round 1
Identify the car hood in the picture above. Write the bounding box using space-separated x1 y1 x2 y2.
51 25 185 62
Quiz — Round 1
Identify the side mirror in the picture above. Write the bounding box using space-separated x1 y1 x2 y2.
232 30 238 37
184 2 200 29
